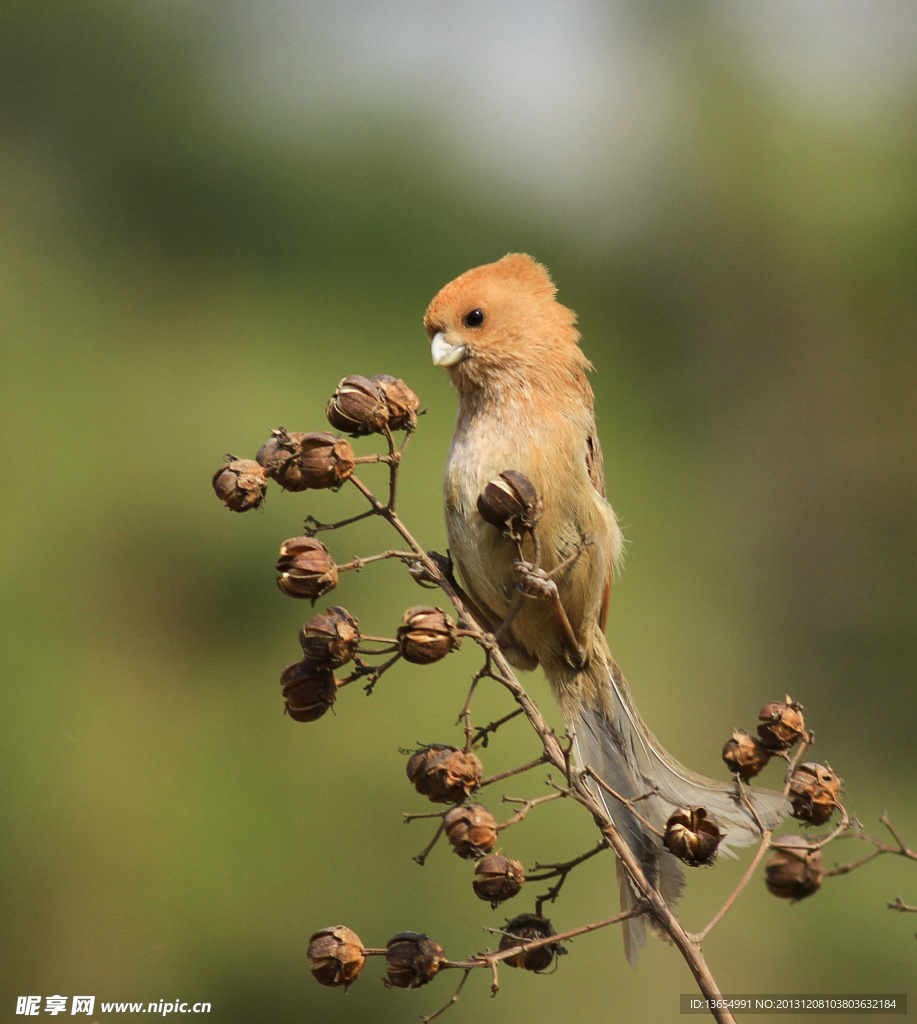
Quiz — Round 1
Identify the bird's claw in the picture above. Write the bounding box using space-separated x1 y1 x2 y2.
513 561 558 600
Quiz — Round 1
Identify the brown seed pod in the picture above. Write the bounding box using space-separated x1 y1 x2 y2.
722 729 772 781
276 537 338 602
280 659 339 722
212 458 267 512
371 374 421 431
299 607 361 669
498 913 559 972
472 855 526 907
308 926 366 988
326 375 390 436
406 745 483 804
477 470 543 536
757 696 807 751
663 807 724 867
383 932 445 989
397 606 460 664
765 835 824 901
256 428 306 478
788 763 841 826
292 432 356 491
443 803 499 859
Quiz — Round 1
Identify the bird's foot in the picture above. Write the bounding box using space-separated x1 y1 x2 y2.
513 562 585 668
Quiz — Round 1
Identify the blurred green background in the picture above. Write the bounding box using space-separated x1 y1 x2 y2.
2 2 915 1022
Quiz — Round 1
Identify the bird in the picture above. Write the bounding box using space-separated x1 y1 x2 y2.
424 253 786 964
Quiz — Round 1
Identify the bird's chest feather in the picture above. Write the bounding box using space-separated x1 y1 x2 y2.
443 399 606 627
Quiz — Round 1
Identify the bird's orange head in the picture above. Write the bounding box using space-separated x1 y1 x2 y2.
424 253 590 399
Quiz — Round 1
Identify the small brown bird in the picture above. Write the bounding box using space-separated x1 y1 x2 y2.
425 253 786 963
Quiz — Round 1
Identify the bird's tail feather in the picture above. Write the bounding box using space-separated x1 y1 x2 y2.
570 646 787 965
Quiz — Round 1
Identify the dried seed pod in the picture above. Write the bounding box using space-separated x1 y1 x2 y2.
299 607 361 669
276 537 338 602
256 428 306 478
765 835 823 901
397 606 459 664
443 803 498 859
788 763 841 826
663 807 724 867
326 375 390 436
406 745 483 804
477 470 543 536
280 659 338 722
383 932 445 989
757 697 807 751
498 913 559 972
212 458 267 512
291 432 356 491
371 374 421 431
308 926 366 988
472 855 526 907
722 729 772 781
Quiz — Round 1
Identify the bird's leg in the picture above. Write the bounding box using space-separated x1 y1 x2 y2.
513 562 585 668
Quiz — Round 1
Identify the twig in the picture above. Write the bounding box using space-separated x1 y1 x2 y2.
525 840 610 913
303 509 375 535
443 907 643 973
315 460 742 1021
497 791 567 831
469 708 524 748
822 811 917 876
693 832 773 944
479 754 550 788
335 549 416 572
412 818 447 866
420 968 473 1023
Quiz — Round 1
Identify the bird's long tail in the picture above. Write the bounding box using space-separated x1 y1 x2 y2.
564 640 787 966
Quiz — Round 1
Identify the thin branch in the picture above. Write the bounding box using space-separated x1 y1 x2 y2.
693 831 773 944
335 549 416 572
442 907 643 974
880 810 917 859
497 791 566 831
420 968 473 1024
329 470 740 1022
479 754 550 788
303 509 375 535
525 840 609 882
413 818 447 866
338 652 402 694
821 812 917 876
525 840 610 914
469 708 525 748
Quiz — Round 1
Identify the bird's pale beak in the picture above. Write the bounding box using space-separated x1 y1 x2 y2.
431 331 468 367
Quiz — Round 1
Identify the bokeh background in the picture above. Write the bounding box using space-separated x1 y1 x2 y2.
2 2 916 1022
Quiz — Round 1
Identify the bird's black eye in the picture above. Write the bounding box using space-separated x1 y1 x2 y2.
463 308 485 328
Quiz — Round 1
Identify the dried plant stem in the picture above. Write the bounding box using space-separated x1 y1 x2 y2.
694 832 773 944
335 549 416 572
442 908 642 977
420 968 473 1024
413 818 447 866
823 811 917 877
526 840 610 913
344 464 743 1021
479 754 549 788
470 708 525 748
498 791 566 830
